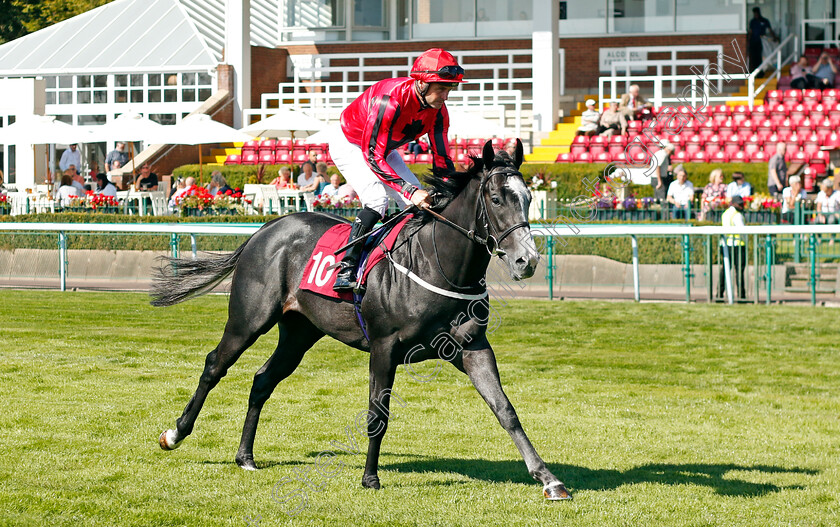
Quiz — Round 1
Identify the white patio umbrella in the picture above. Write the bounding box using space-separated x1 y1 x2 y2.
0 115 95 145
86 111 167 179
155 114 253 181
447 109 513 139
240 107 325 140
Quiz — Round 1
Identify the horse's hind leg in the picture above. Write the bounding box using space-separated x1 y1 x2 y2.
236 313 324 470
159 304 279 450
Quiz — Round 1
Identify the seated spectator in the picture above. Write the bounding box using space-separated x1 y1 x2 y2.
207 171 232 196
598 103 622 137
94 173 117 197
337 182 358 200
314 161 330 194
576 99 600 137
726 171 752 200
504 140 516 157
169 176 195 207
270 167 295 189
815 179 840 224
699 168 727 221
618 84 653 134
135 163 159 191
790 56 812 90
807 51 837 89
321 174 343 197
666 165 694 219
67 166 87 194
781 175 807 223
297 161 319 192
56 175 81 206
406 137 429 155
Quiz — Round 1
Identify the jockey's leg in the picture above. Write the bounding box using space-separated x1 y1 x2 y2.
333 205 382 292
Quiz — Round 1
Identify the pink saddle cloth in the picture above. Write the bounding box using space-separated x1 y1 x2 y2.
299 215 413 300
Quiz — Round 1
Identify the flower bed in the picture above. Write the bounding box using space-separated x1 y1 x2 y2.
0 194 9 215
60 193 121 213
312 195 363 218
173 186 251 217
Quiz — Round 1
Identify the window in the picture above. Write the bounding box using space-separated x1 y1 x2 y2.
285 0 345 28
676 0 742 32
149 114 176 125
608 0 674 33
476 0 532 37
412 0 473 38
78 115 106 126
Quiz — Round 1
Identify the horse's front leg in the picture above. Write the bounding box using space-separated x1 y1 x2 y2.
456 344 572 500
361 342 400 489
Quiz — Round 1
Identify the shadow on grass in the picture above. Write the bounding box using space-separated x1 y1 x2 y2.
378 457 817 497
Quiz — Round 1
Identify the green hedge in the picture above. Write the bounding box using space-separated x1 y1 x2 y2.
173 162 769 199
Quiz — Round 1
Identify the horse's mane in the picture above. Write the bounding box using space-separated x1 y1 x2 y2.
401 149 516 230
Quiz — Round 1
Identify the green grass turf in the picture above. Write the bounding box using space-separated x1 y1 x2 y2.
1 291 838 526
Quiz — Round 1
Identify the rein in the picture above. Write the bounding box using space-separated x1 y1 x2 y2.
427 167 530 257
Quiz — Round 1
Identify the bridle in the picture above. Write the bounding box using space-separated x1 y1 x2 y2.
426 164 531 257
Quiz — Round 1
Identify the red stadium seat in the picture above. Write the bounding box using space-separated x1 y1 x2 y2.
415 153 432 163
402 152 416 163
293 139 308 149
258 139 277 155
612 151 629 163
665 134 685 148
555 152 573 163
810 103 826 121
698 120 717 140
744 135 762 156
765 90 783 104
713 104 732 117
789 104 807 120
803 141 821 157
756 119 773 134
588 136 608 155
224 154 241 165
783 89 802 103
258 152 275 164
704 136 722 156
710 151 729 163
574 152 592 163
491 137 504 149
736 118 755 133
810 151 829 174
717 119 736 136
802 89 822 103
767 102 787 116
789 151 809 165
785 142 802 158
750 150 768 163
776 118 793 135
822 89 839 105
816 117 833 135
241 140 260 156
729 151 749 163
691 151 709 163
796 118 814 136
570 135 589 155
608 135 627 156
274 152 291 164
671 150 689 164
751 104 768 119
292 152 308 163
241 153 258 165
685 135 703 156
828 102 840 119
756 129 774 143
724 139 741 157
593 152 611 163
277 138 293 150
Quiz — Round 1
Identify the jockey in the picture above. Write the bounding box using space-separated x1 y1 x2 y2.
329 48 465 292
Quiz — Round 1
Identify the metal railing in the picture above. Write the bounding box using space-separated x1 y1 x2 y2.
801 17 840 48
2 221 840 306
614 45 726 94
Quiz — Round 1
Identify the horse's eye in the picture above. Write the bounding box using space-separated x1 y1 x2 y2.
491 196 501 205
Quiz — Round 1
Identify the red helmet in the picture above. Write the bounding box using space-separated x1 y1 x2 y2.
410 49 466 84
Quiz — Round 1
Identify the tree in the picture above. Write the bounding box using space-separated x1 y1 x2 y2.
1 0 114 45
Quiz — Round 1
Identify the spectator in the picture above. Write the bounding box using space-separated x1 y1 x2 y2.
666 165 694 219
726 171 752 199
598 103 622 137
56 174 81 206
767 142 787 196
618 84 652 134
169 176 195 207
105 142 129 172
699 168 727 221
815 179 840 224
790 56 812 90
88 160 99 180
747 7 776 74
314 161 330 194
297 161 319 192
135 162 159 191
94 173 117 197
321 174 343 197
0 169 5 192
406 137 429 155
719 195 747 300
63 165 85 194
59 144 81 172
107 159 123 177
270 167 294 189
504 140 516 157
651 140 675 201
207 171 232 196
781 175 806 223
300 150 319 174
576 99 601 137
807 51 837 89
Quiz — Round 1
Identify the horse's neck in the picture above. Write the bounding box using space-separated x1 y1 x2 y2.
426 178 491 287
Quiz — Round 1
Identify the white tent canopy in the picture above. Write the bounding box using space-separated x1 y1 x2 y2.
0 115 95 145
155 114 252 145
87 111 166 143
241 108 326 138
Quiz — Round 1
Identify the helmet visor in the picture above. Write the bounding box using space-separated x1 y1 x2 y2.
412 65 465 80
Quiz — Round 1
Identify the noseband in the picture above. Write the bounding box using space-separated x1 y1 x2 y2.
426 166 530 257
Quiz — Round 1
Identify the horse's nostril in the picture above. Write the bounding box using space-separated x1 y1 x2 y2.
516 257 527 266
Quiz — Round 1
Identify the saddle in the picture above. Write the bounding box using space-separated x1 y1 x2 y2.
299 214 414 301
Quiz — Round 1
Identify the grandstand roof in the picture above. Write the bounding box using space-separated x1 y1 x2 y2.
0 0 279 75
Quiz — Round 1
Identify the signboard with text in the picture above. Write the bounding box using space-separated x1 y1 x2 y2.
599 48 648 73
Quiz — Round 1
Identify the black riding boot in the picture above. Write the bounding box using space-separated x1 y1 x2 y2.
333 206 382 292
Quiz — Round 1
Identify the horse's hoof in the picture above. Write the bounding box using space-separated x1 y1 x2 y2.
236 455 258 471
361 474 381 489
158 429 182 450
543 482 572 501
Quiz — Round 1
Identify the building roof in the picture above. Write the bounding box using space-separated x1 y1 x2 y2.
0 0 279 76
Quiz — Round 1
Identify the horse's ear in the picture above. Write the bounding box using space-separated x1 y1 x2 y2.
514 138 524 169
482 140 495 168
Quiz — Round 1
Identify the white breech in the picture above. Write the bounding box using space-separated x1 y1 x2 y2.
327 126 422 217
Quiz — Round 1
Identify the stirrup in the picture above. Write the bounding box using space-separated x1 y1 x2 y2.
333 263 358 292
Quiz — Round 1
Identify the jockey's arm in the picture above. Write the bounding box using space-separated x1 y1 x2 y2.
361 95 420 201
427 106 456 176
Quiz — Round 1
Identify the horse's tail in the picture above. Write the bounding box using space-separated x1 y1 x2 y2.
150 243 247 307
